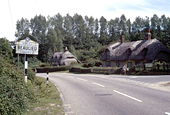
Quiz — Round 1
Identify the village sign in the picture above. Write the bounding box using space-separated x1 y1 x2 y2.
16 37 39 55
16 37 39 83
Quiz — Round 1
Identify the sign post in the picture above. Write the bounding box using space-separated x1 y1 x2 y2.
16 37 39 83
24 54 28 83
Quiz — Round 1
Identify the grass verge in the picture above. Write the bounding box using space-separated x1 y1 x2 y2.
24 77 64 115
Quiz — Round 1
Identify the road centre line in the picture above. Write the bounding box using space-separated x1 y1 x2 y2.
65 111 74 115
113 90 143 103
76 78 88 82
165 112 170 115
64 104 71 108
92 82 105 87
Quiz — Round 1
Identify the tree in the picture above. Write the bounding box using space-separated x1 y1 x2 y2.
151 14 160 29
94 19 99 39
47 29 63 52
0 38 13 60
119 14 127 32
63 14 74 47
99 16 109 45
108 19 115 41
160 15 168 30
126 19 131 33
72 14 86 49
50 13 64 30
15 18 30 38
30 15 48 44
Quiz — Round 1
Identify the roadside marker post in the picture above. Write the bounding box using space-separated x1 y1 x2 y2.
46 71 49 85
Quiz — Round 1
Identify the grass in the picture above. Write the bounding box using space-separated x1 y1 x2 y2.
161 82 170 87
24 77 64 115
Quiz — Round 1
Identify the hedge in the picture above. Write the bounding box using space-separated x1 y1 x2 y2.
69 67 116 74
0 57 34 115
69 67 91 73
35 66 70 73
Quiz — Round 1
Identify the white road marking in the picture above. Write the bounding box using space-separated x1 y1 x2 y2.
92 82 105 87
165 112 170 115
113 90 143 103
130 76 137 78
64 104 71 108
55 85 65 101
76 78 88 82
65 111 74 115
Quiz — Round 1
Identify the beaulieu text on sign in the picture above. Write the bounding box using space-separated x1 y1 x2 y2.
16 37 39 55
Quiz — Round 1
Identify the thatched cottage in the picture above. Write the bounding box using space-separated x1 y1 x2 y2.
52 47 79 66
101 30 170 68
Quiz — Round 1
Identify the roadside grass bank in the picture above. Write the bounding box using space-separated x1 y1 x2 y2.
160 82 170 90
24 77 64 115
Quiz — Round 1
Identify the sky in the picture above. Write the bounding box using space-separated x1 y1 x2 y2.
1 0 170 41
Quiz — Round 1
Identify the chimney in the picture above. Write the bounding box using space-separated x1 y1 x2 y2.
64 47 68 52
145 28 151 40
120 31 125 43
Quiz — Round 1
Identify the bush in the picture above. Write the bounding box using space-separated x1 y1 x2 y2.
69 67 91 73
28 69 36 81
36 66 70 73
83 59 102 68
0 57 34 114
0 38 13 61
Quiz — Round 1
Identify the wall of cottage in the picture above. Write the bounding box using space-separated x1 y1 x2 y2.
102 60 138 69
102 61 127 68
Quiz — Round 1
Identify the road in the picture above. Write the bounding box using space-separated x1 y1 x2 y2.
37 73 170 115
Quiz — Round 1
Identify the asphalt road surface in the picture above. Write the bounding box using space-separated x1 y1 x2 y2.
37 73 170 115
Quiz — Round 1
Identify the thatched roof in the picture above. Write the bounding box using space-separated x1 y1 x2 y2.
101 39 170 62
53 52 63 59
129 39 170 61
52 50 79 66
62 51 76 59
110 42 133 60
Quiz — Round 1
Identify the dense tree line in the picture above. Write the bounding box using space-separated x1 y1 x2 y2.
15 13 170 63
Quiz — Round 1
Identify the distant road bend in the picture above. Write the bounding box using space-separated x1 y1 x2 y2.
37 73 170 115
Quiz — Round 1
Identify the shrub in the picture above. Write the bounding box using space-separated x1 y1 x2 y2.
36 66 70 73
28 69 36 81
0 38 13 61
83 58 102 68
0 57 34 114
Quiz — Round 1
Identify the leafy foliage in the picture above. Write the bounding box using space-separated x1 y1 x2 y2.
0 57 35 114
0 38 13 61
0 38 36 114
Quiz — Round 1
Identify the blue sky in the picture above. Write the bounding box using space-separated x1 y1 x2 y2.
1 0 170 41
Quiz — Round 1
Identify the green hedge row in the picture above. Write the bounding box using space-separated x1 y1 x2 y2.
69 67 117 74
0 57 35 115
35 66 70 73
69 67 91 73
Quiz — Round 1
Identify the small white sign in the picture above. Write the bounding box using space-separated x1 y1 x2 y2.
25 61 28 69
16 37 39 55
145 63 153 68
